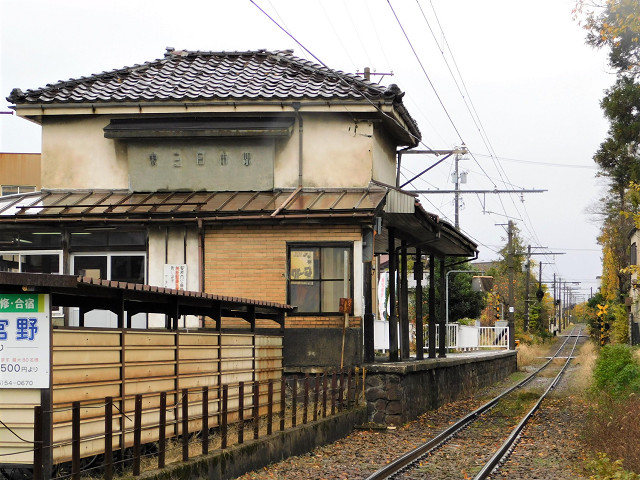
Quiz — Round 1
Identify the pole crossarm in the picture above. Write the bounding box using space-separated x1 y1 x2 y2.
407 189 547 194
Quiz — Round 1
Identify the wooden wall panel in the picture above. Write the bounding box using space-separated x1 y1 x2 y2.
1 329 282 465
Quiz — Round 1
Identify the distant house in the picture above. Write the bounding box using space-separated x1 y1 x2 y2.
4 48 477 367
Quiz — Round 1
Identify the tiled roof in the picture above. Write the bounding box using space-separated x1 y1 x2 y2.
7 49 397 105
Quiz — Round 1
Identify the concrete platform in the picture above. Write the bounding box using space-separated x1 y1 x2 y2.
364 349 517 425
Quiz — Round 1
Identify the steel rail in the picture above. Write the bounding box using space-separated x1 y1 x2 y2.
364 326 581 480
472 326 582 480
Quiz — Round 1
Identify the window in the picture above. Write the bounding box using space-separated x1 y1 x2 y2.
632 242 638 266
1 185 36 196
287 244 352 314
0 250 63 316
0 251 62 274
72 253 145 283
70 229 146 250
70 253 146 327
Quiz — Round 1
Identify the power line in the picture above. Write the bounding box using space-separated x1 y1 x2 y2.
317 0 357 67
249 0 433 151
387 0 464 144
474 153 598 169
341 0 374 67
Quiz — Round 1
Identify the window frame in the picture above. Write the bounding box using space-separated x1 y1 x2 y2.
71 252 147 284
286 242 353 315
1 185 36 196
0 249 64 316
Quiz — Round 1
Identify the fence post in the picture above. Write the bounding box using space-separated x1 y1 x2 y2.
33 406 43 480
338 369 344 412
72 401 80 480
280 377 286 431
267 380 274 436
159 392 166 469
238 381 244 444
303 374 309 424
291 377 297 427
322 374 328 418
182 388 189 462
347 368 353 407
202 386 209 455
331 372 337 415
133 394 142 476
221 385 228 449
253 381 260 440
313 373 320 421
103 397 113 480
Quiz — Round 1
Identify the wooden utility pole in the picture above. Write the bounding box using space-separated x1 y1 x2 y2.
507 221 515 349
524 245 531 332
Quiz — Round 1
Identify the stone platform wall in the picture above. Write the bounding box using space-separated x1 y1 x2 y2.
365 351 517 425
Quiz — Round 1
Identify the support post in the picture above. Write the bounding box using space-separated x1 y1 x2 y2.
400 241 410 359
438 257 446 358
428 255 436 358
415 249 424 360
388 228 399 361
363 260 375 363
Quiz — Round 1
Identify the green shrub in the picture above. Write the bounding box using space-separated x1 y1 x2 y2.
591 344 640 400
586 452 640 479
610 303 630 345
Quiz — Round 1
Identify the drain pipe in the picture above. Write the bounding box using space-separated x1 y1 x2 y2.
293 102 303 187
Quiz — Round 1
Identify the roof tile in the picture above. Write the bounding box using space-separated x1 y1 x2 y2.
7 48 420 141
9 49 388 104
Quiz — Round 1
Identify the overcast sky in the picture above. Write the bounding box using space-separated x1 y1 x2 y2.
0 0 613 299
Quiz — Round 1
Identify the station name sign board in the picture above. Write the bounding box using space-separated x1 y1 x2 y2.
0 293 50 389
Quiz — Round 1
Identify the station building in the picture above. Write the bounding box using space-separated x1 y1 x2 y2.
3 48 477 368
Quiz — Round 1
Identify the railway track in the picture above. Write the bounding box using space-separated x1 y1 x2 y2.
365 326 586 480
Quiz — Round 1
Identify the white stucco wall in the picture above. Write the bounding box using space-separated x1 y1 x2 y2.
274 114 377 189
148 226 200 328
41 116 129 189
38 110 397 191
298 114 374 188
371 124 398 185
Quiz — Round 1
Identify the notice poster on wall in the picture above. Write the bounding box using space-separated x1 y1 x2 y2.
164 264 187 290
290 250 314 280
0 293 50 389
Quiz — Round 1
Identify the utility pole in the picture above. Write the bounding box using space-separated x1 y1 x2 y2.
454 152 460 229
507 220 515 349
524 245 531 332
553 273 559 334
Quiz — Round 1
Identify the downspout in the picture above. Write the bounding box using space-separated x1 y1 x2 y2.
293 102 303 188
197 218 204 328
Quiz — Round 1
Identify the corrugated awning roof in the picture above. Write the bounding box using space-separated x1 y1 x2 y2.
0 186 477 257
0 188 387 221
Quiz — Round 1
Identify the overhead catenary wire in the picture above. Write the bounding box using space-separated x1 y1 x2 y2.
341 0 375 68
387 0 465 145
416 0 553 243
255 0 578 282
249 0 436 152
317 0 357 67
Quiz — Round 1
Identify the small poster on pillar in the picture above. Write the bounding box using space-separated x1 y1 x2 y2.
164 264 187 290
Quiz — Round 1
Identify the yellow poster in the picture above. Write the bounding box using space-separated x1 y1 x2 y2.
290 250 314 280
